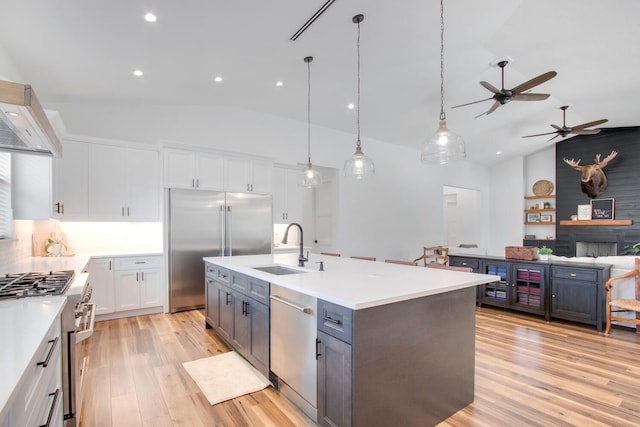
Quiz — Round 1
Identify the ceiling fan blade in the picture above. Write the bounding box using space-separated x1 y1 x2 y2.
550 124 563 131
572 129 601 135
548 133 562 142
522 131 558 138
570 119 609 131
451 97 494 109
474 101 501 118
511 71 557 94
480 81 501 95
511 93 550 101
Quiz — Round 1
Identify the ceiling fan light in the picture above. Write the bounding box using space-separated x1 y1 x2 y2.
299 162 323 187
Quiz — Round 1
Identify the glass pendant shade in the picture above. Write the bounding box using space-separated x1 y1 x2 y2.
421 119 466 165
299 161 322 187
344 145 375 179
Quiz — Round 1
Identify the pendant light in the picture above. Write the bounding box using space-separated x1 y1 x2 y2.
298 56 322 188
343 14 375 179
421 0 466 165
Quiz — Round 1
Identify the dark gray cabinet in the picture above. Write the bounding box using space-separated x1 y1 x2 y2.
204 263 270 377
450 255 610 330
550 265 607 331
317 330 352 427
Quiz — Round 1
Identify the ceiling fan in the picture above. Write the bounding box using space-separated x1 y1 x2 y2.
522 105 608 141
452 60 557 118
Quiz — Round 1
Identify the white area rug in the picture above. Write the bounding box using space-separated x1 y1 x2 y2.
182 352 271 405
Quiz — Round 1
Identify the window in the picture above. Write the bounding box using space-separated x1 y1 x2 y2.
0 152 12 239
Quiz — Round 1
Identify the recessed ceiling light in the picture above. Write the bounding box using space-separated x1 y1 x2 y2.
214 76 223 83
276 81 284 87
133 69 144 77
496 151 502 155
347 103 355 110
144 13 157 22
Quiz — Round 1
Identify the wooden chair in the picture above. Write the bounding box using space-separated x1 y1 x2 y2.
321 252 341 257
351 256 376 261
385 259 417 266
605 257 640 335
425 263 472 273
413 246 449 267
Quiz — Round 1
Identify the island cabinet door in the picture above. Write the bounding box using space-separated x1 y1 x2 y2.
317 330 352 427
217 286 234 342
246 299 269 377
232 291 250 355
205 278 220 328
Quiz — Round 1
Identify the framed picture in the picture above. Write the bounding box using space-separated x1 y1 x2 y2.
590 198 615 220
577 204 592 220
540 214 552 222
527 212 541 222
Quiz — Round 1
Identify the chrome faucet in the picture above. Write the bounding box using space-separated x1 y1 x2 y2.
282 222 307 267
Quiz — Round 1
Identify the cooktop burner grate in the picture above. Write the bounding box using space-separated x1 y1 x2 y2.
0 270 75 299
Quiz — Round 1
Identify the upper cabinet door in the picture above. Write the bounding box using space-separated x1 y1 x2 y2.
224 157 273 194
163 149 224 190
52 140 89 219
89 144 160 220
125 148 160 220
88 144 126 219
196 153 224 190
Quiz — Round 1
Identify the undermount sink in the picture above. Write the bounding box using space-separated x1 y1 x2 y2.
252 265 308 275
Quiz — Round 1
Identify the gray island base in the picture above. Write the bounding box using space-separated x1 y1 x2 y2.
204 253 497 427
347 287 475 426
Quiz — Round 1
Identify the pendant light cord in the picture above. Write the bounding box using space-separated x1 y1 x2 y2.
356 17 362 148
439 0 446 121
307 58 312 163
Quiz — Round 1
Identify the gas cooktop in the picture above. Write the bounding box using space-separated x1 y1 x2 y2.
0 270 75 300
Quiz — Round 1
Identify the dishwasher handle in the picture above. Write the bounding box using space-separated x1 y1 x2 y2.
270 295 313 314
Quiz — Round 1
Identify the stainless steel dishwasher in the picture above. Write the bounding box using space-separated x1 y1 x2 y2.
270 283 318 421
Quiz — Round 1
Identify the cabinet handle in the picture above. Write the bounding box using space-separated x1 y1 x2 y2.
122 207 125 216
250 184 253 192
242 300 248 316
196 179 199 188
570 273 577 277
134 261 146 264
315 338 321 360
323 316 342 326
225 292 231 305
127 207 130 216
552 294 556 298
37 337 59 368
141 271 144 281
39 388 60 427
109 260 112 270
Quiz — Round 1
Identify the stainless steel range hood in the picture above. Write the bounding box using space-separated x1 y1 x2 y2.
0 80 62 157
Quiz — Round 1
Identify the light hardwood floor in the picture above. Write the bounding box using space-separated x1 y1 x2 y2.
79 307 640 427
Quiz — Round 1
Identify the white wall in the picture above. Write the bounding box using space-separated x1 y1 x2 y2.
47 102 492 262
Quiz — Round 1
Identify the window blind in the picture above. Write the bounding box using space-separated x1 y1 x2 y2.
0 153 12 239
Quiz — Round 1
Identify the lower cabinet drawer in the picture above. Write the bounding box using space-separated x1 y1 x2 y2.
318 299 354 344
551 266 597 282
115 256 162 270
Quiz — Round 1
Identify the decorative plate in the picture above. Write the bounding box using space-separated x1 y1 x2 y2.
532 180 554 196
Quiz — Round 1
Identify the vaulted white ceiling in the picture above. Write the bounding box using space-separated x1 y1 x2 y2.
1 0 638 166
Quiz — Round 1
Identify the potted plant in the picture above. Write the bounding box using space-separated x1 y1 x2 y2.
538 246 553 261
621 242 640 256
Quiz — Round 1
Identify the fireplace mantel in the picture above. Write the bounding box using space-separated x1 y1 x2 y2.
559 219 633 226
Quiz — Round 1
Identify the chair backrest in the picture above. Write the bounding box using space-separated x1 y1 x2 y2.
321 252 341 257
426 263 472 273
413 246 449 267
385 259 418 266
351 256 376 261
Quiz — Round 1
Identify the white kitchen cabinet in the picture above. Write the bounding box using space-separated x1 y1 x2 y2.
164 149 224 190
88 144 160 220
86 258 115 315
273 166 304 223
113 256 163 312
224 157 273 194
52 139 89 219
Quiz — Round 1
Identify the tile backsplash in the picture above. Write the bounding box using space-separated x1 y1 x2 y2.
0 220 34 267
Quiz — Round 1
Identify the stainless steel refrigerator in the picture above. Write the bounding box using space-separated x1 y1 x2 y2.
168 188 272 312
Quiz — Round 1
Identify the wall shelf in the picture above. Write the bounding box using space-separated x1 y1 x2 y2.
525 195 556 200
559 219 633 226
525 208 556 213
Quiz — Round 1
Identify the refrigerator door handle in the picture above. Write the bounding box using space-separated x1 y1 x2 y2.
227 205 233 256
219 205 226 256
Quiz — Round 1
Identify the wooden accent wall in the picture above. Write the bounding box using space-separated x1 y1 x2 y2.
555 127 640 256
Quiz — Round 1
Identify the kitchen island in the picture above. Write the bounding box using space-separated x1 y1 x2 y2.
204 253 499 426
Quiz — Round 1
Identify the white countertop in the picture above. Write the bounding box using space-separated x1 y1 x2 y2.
0 296 67 420
204 253 499 310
